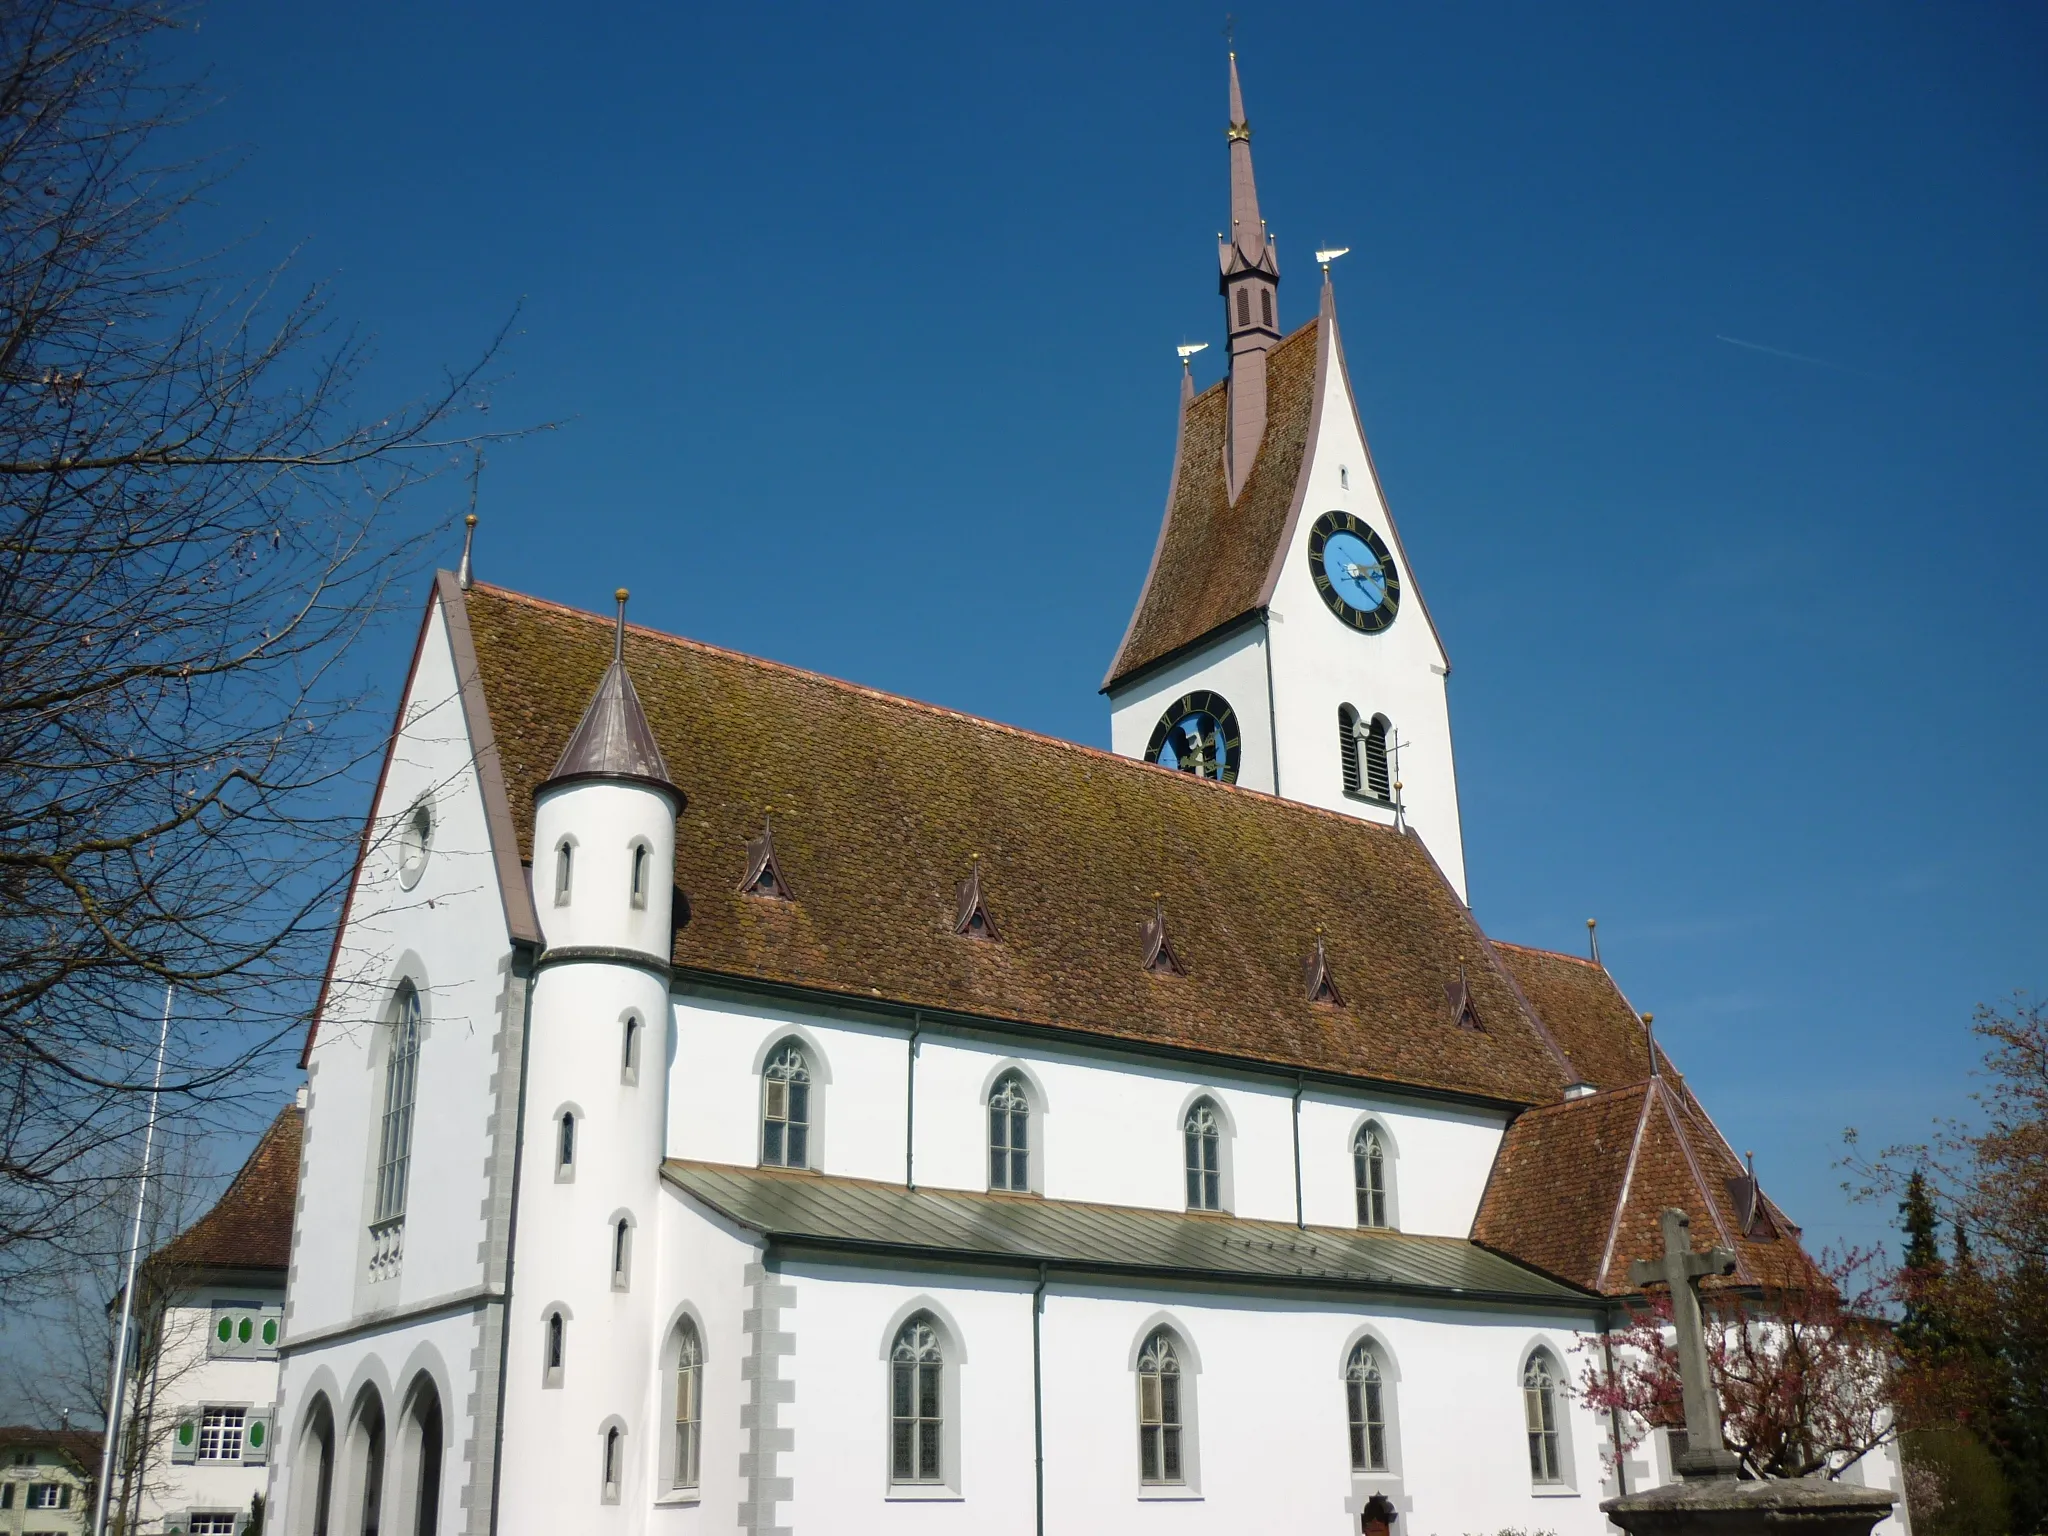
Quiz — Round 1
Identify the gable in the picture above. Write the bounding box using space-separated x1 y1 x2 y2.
1103 319 1319 692
459 583 1574 1105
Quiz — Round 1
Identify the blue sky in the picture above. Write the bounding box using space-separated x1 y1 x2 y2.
171 1 2045 1259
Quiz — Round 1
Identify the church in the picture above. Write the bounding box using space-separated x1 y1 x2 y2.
267 55 1908 1536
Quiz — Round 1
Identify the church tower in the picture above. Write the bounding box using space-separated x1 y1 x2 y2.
501 590 680 1523
1104 54 1469 899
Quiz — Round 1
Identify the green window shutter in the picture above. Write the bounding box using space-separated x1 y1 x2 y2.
170 1408 199 1464
242 1408 272 1467
57 1483 69 1509
237 1315 253 1344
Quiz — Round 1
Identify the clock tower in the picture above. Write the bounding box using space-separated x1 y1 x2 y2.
1103 52 1468 900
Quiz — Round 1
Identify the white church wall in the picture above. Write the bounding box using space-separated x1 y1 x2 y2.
1105 620 1276 796
667 992 1512 1235
757 1263 1608 1535
1264 341 1468 899
271 1308 476 1536
293 595 512 1333
1295 1092 1508 1237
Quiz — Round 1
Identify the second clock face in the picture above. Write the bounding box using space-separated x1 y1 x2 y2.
1145 691 1241 784
1308 511 1400 633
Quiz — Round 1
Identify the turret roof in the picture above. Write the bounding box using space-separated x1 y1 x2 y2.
541 592 679 800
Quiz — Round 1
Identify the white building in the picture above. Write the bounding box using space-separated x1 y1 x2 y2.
107 1105 297 1536
266 52 1909 1536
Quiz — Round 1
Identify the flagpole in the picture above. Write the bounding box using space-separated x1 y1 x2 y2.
94 984 174 1536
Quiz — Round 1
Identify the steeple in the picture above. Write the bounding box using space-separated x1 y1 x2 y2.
1219 51 1280 503
540 588 680 802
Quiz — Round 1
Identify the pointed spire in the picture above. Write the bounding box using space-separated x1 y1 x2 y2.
540 589 682 803
1218 51 1280 503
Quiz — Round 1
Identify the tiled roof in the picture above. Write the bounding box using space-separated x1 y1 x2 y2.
1494 942 1658 1090
664 1160 1595 1306
1103 319 1319 690
0 1425 102 1472
1475 1075 1819 1297
153 1104 300 1274
459 582 1575 1105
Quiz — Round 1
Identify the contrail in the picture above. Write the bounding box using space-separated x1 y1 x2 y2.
1714 333 1876 377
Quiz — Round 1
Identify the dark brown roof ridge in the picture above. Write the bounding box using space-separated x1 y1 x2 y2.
469 581 1455 849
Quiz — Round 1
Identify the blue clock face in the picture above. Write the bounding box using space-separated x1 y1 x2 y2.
1307 512 1400 633
1144 691 1241 784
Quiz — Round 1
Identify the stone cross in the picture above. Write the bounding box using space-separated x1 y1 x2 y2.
1629 1207 1739 1480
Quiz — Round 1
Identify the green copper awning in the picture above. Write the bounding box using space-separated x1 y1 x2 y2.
662 1160 1595 1308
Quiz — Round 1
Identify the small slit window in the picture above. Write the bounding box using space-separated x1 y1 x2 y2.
556 1113 576 1178
544 1311 565 1387
611 1218 632 1290
630 842 650 909
1136 1329 1185 1484
621 1016 641 1085
554 840 574 905
601 1424 622 1504
762 1042 811 1169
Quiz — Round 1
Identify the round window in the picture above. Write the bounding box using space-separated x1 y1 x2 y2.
397 798 433 889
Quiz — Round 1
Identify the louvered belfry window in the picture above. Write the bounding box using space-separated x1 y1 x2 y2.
1365 715 1392 800
1260 287 1274 328
1339 705 1363 793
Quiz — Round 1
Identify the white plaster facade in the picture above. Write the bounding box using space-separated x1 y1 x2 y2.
1107 304 1469 901
134 1286 283 1535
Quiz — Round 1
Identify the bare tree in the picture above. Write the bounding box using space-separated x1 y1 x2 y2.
0 0 522 1298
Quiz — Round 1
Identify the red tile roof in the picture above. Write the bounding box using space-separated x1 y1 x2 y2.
455 582 1576 1105
1103 319 1320 690
1494 941 1660 1090
153 1104 300 1274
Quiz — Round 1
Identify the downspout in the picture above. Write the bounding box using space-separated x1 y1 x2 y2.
1262 611 1284 797
905 1012 922 1191
1291 1074 1306 1229
1602 1327 1628 1496
487 943 538 1536
1032 1264 1048 1536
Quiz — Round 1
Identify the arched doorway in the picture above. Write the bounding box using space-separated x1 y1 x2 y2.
396 1374 444 1536
290 1393 336 1536
343 1387 386 1536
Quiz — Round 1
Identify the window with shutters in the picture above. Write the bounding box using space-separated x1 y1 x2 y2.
197 1406 245 1462
1365 715 1392 800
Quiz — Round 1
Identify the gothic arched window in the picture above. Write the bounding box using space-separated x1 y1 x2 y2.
611 1217 632 1290
1365 714 1392 800
1354 1124 1389 1228
1136 1328 1185 1484
1184 1099 1223 1211
373 984 421 1226
1338 704 1363 794
556 1112 575 1176
890 1315 944 1485
544 1310 565 1387
1523 1350 1563 1484
673 1320 703 1490
1346 1342 1389 1471
601 1424 622 1504
989 1074 1030 1192
762 1042 811 1168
